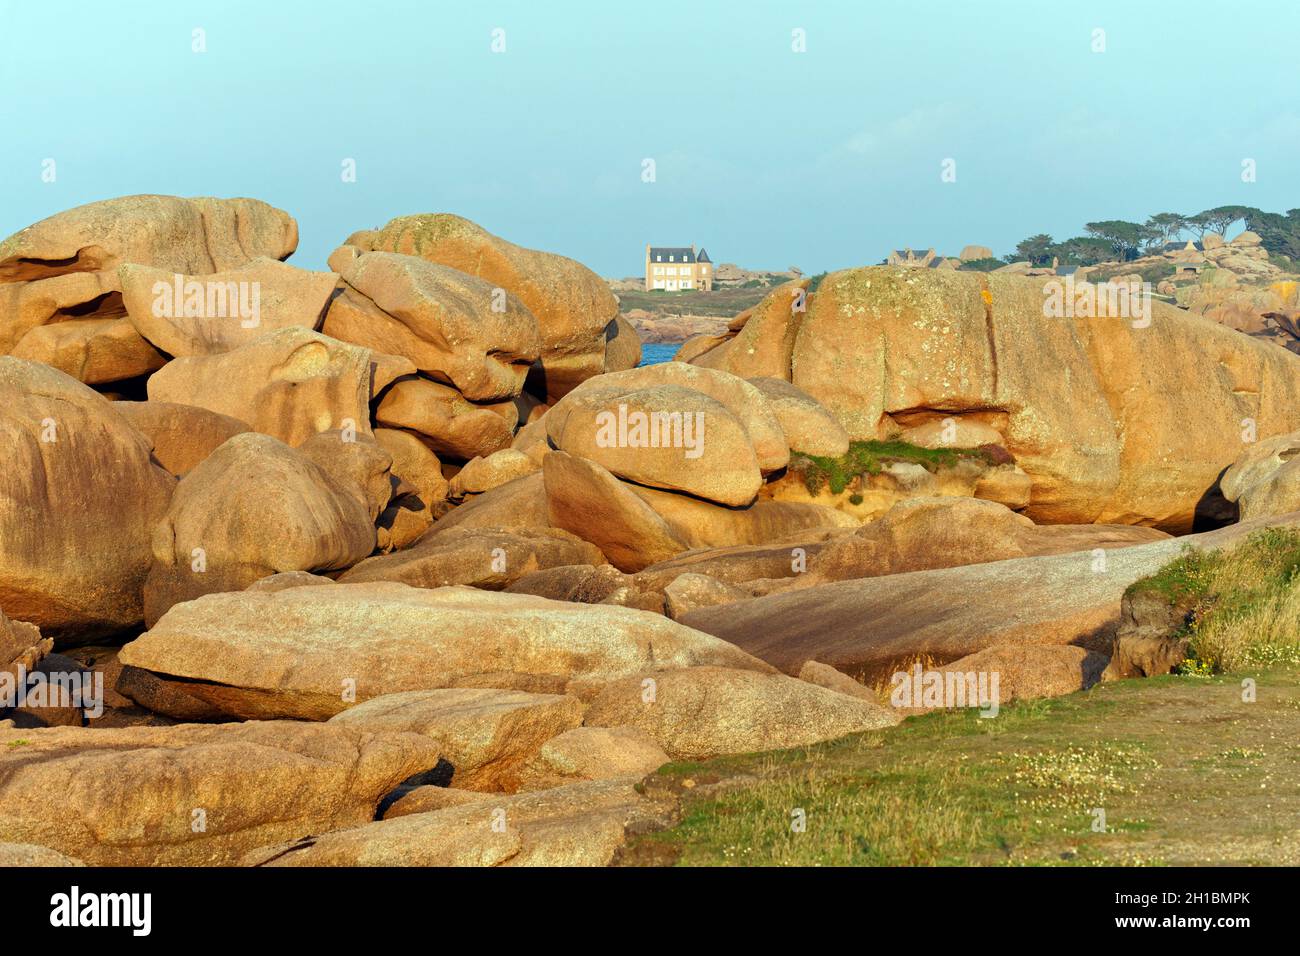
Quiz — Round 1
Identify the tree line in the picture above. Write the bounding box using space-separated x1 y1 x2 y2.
999 206 1300 268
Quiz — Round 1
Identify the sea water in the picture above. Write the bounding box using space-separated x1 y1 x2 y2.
638 342 679 366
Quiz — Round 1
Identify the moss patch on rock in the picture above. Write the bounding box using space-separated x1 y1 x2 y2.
790 439 1011 496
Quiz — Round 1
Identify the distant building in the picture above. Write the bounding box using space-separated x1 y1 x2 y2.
645 244 713 291
886 247 937 267
885 247 957 270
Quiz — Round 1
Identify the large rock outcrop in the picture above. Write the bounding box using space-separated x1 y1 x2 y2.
747 375 849 457
548 362 789 475
9 317 166 385
1 608 51 681
0 196 297 288
541 451 853 571
680 510 1300 680
339 525 603 590
120 258 337 356
0 358 174 640
113 401 251 476
620 496 1165 607
806 496 1169 582
117 582 773 720
515 726 669 791
372 427 449 549
0 721 438 865
549 383 761 505
247 777 676 867
584 666 899 759
323 251 541 401
374 376 515 460
0 196 298 385
1221 430 1300 519
143 433 383 623
337 214 617 401
329 688 584 792
684 267 1300 530
682 278 807 379
542 451 688 571
147 327 373 446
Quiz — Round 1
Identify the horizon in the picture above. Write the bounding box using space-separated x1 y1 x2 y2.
4 1 1298 276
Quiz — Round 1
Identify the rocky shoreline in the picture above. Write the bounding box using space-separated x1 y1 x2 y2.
4 195 1300 866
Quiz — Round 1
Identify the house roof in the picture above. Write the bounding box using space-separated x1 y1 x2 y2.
696 248 711 263
649 247 695 263
1163 240 1204 252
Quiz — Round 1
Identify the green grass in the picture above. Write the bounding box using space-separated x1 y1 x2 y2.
1125 544 1220 607
1125 528 1300 671
739 274 792 288
1267 252 1298 273
614 286 779 318
622 667 1300 866
957 257 1005 273
1086 260 1177 285
790 439 1011 496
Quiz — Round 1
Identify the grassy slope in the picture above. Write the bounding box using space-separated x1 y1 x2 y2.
621 666 1300 866
1128 527 1300 672
614 286 779 318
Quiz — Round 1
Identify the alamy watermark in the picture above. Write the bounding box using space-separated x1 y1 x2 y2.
1 665 104 718
151 275 261 328
594 404 705 459
50 886 150 936
1043 275 1151 328
889 663 1000 717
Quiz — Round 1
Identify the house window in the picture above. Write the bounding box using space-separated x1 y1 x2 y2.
655 255 662 262
701 266 709 274
653 266 664 275
653 279 665 289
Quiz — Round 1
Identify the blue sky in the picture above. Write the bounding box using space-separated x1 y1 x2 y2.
3 0 1298 276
